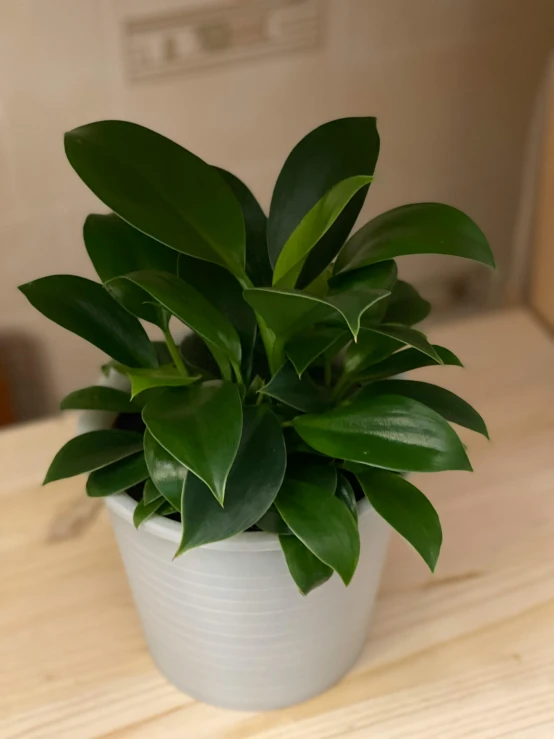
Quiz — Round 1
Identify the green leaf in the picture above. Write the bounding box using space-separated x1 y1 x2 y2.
178 254 256 373
342 331 404 378
256 506 290 534
142 382 242 504
107 270 242 367
356 469 442 571
328 260 398 293
44 430 143 484
275 478 360 585
273 175 374 288
86 453 149 497
279 535 333 595
358 345 463 382
133 496 164 528
384 281 431 325
113 364 199 399
268 118 380 280
356 380 489 438
286 327 349 377
143 430 186 511
65 121 246 278
293 394 471 473
216 168 272 286
343 325 441 377
175 406 286 553
60 386 140 413
287 456 337 494
336 474 358 521
260 362 331 413
157 501 178 516
19 276 158 369
244 286 389 341
83 213 178 326
335 202 495 274
143 478 162 505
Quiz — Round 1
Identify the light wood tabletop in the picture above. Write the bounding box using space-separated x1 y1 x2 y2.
1 307 554 739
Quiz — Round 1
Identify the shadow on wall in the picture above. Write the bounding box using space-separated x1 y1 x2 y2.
0 332 56 425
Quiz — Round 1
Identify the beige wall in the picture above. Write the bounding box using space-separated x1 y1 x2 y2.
1 0 553 420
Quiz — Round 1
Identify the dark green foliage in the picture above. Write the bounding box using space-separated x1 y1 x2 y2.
22 117 494 592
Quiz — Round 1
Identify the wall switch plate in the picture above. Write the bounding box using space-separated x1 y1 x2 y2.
123 0 324 81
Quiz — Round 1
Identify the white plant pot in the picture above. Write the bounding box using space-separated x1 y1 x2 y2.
81 373 391 711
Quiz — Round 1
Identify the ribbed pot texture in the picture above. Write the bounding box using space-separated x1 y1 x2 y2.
104 494 390 711
81 371 391 711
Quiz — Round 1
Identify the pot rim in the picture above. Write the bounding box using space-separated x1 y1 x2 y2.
104 492 372 552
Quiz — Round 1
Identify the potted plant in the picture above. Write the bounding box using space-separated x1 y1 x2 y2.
19 117 493 711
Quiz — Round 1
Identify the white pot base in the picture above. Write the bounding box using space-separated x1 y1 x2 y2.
105 493 390 711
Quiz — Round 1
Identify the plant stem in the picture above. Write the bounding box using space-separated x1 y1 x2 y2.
230 360 244 387
164 327 189 377
331 372 351 402
237 272 281 376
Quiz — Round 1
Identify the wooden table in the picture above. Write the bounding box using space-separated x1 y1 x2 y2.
2 307 554 738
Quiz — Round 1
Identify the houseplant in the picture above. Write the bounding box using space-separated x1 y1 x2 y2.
19 117 493 710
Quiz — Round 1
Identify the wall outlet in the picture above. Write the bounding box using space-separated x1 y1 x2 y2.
123 0 324 81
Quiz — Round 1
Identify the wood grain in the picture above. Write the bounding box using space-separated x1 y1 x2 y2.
1 307 554 738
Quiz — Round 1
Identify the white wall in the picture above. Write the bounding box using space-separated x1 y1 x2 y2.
1 0 553 419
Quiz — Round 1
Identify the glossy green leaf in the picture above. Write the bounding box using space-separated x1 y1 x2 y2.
175 406 286 553
286 327 349 377
358 344 462 382
65 121 246 278
19 276 158 369
268 118 380 279
107 270 242 367
60 386 139 413
133 496 164 528
383 280 431 325
336 474 358 520
142 382 242 503
83 213 178 326
244 286 389 340
44 430 143 484
293 394 471 473
342 331 404 378
275 478 360 585
343 325 441 377
328 260 398 293
143 430 186 511
279 535 333 595
260 362 331 413
143 478 163 505
157 501 178 516
178 254 256 372
335 202 495 274
356 469 442 571
86 452 148 497
356 380 489 437
216 168 272 286
273 175 374 288
113 364 200 399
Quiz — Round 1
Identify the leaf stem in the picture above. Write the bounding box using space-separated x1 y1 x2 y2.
230 360 244 387
163 326 189 377
331 372 351 402
237 272 281 376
